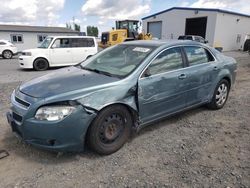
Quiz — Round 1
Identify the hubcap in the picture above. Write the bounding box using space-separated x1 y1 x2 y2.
215 83 228 106
4 51 11 58
99 113 125 144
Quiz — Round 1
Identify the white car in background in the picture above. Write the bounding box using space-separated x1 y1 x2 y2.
0 40 18 59
19 36 98 71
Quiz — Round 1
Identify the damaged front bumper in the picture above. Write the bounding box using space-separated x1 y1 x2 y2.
6 105 96 152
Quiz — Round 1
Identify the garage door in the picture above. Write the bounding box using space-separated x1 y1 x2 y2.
148 21 162 39
185 17 207 38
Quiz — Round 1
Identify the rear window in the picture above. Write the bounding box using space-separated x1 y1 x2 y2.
178 36 185 40
184 46 213 65
71 38 95 47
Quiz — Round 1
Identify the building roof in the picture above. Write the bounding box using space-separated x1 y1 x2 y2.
142 7 250 20
0 24 79 33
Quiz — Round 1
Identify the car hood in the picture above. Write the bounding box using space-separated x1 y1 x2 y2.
19 66 120 98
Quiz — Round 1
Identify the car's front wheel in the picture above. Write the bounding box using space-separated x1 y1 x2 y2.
207 79 230 109
33 58 49 71
2 50 13 59
87 105 132 155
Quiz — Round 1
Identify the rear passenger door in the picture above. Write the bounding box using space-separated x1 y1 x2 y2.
182 46 220 106
71 38 97 64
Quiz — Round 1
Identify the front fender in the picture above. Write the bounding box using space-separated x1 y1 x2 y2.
76 85 138 112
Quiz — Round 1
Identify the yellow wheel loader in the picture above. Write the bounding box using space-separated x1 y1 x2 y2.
99 20 152 48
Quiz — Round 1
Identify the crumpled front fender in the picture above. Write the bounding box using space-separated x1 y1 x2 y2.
76 84 138 112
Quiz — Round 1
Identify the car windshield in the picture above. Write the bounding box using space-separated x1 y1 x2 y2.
80 44 155 78
38 37 53 48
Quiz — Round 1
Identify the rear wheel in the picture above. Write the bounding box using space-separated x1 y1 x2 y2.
2 50 13 59
207 79 230 110
33 58 49 71
87 105 132 155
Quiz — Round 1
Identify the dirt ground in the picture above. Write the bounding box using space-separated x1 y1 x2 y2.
0 52 249 188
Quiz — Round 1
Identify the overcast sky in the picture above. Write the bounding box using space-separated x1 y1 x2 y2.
0 0 249 33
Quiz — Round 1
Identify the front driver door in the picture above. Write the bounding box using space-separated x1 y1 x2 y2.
49 38 72 66
138 47 189 124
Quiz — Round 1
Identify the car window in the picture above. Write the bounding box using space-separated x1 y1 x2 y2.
71 38 95 47
184 46 210 65
194 36 200 42
0 42 6 45
199 37 205 43
53 38 70 48
146 47 183 76
81 44 155 78
178 36 185 40
186 36 193 40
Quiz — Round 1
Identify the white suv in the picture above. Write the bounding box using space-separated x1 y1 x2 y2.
19 36 98 71
0 40 18 59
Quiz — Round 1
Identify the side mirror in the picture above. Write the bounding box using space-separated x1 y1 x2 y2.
204 40 209 44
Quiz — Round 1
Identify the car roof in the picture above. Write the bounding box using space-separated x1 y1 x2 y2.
122 39 203 48
0 39 10 42
47 36 96 39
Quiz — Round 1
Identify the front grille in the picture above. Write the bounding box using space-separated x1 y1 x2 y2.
12 112 22 122
15 96 30 108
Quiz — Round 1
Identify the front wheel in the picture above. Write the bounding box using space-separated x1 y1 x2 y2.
33 58 49 71
207 79 230 110
87 105 132 155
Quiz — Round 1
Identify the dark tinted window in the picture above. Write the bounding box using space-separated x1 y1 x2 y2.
186 36 193 40
71 38 95 47
0 42 6 45
184 46 214 65
147 47 183 75
178 36 185 40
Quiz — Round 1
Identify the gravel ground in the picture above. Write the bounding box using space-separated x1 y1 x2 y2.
0 52 249 188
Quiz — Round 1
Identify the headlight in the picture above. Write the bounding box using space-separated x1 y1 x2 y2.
35 106 75 121
22 52 32 56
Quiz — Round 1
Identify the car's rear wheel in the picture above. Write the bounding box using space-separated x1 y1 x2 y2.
87 105 132 155
207 79 230 109
2 50 13 59
33 58 49 71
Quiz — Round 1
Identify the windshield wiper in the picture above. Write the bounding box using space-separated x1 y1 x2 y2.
81 66 117 78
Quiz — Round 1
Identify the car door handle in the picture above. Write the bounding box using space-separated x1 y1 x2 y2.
178 74 186 80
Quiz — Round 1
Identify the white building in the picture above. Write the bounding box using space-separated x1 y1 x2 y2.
142 7 250 51
0 25 79 51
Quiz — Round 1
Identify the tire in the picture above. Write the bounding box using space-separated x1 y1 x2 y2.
33 58 49 71
87 105 132 155
2 50 13 59
243 39 250 51
207 79 230 110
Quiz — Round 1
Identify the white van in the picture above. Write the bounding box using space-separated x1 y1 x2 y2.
19 36 98 71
